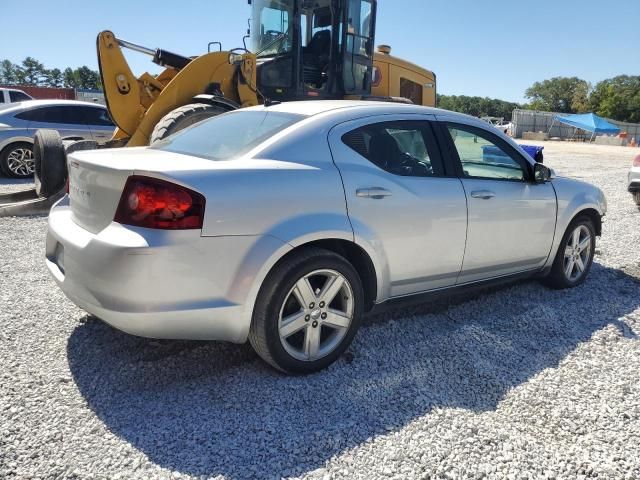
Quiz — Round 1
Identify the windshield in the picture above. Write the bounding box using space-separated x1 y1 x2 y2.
251 0 294 57
153 110 304 160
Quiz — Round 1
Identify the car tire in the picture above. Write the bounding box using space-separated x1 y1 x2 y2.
33 129 66 198
149 103 228 144
633 192 640 207
249 247 364 374
542 216 596 290
0 142 34 178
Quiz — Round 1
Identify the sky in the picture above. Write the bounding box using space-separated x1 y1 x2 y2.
2 0 638 103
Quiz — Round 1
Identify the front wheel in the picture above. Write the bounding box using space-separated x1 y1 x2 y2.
542 216 596 289
249 248 364 374
0 142 34 178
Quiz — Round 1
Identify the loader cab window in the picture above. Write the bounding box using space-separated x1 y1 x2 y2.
252 0 295 91
251 0 294 57
300 3 334 91
343 0 375 94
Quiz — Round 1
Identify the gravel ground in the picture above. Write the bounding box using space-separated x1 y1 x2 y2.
1 142 639 479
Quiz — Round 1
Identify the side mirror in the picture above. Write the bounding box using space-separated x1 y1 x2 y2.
534 163 552 183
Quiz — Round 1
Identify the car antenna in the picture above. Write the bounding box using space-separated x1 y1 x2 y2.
264 98 281 107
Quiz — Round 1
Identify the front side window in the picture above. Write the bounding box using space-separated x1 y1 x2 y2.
153 110 303 161
82 107 114 127
251 0 294 57
342 121 443 177
446 124 526 181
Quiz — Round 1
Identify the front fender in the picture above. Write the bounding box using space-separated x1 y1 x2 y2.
545 177 606 268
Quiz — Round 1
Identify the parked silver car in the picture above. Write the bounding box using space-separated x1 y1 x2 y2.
629 154 640 208
46 101 607 373
0 100 115 178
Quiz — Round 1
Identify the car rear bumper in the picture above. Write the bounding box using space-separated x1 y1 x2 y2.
45 197 272 343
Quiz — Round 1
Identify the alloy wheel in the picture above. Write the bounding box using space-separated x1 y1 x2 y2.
278 269 354 362
563 225 592 282
6 147 34 176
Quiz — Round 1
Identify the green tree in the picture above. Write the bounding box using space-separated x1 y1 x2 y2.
74 66 101 90
0 60 18 84
21 56 46 85
44 68 63 88
63 67 78 88
590 75 640 123
524 77 590 113
437 94 521 120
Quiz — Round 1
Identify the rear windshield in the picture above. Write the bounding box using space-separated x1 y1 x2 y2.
153 110 304 160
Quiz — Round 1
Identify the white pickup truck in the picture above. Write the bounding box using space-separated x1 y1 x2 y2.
0 88 33 104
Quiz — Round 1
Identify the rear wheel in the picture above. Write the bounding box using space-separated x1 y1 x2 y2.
633 192 640 207
542 216 596 289
149 103 228 144
0 142 34 178
249 248 364 374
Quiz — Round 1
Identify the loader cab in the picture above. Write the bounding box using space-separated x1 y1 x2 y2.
250 0 376 101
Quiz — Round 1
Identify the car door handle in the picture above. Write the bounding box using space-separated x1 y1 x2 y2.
356 187 393 199
470 190 496 200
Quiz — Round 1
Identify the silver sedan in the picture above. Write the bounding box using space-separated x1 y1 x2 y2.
0 100 114 178
46 101 607 373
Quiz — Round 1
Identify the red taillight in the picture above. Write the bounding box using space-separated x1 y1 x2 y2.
114 176 205 230
65 176 69 194
633 154 640 167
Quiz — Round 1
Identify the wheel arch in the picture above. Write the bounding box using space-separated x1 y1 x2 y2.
573 207 602 236
268 238 379 313
0 137 34 154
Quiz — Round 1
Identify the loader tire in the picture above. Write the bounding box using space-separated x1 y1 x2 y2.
34 129 66 199
150 103 228 144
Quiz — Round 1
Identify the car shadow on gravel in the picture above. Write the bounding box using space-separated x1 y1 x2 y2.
67 262 640 479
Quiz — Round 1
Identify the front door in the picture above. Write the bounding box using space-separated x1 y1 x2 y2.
329 115 467 298
438 119 557 284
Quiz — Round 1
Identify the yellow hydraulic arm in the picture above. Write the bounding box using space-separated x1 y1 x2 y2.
97 31 259 146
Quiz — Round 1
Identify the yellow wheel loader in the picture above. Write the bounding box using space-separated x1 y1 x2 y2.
1 0 438 215
99 0 437 147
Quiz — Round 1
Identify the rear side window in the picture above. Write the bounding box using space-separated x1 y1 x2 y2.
82 107 114 126
154 110 303 160
9 91 31 102
400 78 423 105
15 106 86 124
342 120 443 177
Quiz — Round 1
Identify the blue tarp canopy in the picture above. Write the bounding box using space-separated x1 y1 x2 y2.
553 113 620 134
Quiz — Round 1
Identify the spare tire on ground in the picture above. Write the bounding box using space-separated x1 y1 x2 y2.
150 103 229 144
33 129 66 199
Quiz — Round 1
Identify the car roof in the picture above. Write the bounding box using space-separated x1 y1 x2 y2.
0 99 106 114
244 99 478 122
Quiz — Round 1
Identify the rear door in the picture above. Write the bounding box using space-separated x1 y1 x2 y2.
329 114 468 297
436 117 557 284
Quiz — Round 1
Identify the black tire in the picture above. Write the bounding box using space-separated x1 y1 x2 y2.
64 139 98 156
33 129 66 198
542 216 596 289
0 142 34 178
149 103 228 144
249 248 364 374
633 192 640 207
